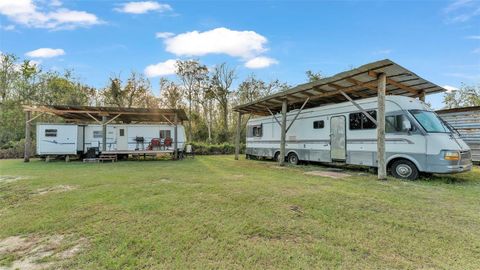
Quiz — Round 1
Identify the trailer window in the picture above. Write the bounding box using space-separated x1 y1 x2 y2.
45 129 57 137
253 125 262 137
93 131 102 138
160 130 171 139
119 129 125 136
313 120 324 129
349 110 376 130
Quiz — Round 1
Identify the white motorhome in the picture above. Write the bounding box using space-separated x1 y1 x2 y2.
36 123 186 157
246 96 472 179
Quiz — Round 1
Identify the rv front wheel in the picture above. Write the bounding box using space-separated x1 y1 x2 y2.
391 159 419 180
287 153 299 165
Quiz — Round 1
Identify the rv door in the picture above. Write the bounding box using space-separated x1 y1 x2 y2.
330 116 346 160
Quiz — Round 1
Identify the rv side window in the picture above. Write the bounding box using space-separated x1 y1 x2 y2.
386 115 414 133
349 110 377 130
45 129 57 137
93 131 102 138
253 125 262 137
160 130 171 139
119 129 125 136
313 120 324 129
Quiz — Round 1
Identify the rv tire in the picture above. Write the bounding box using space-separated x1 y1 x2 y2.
287 152 299 165
391 159 419 180
273 152 280 162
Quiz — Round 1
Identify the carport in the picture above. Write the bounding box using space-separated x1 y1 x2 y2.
233 59 446 179
23 105 188 161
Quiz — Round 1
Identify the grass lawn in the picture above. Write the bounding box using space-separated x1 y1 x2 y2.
1 156 479 269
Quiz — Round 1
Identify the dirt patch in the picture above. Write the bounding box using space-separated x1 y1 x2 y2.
159 178 172 183
35 185 76 195
0 176 28 184
289 205 304 217
289 205 303 214
0 234 87 270
304 170 350 179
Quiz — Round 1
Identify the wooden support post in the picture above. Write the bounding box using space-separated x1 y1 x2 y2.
279 99 288 166
377 73 387 180
235 112 242 160
174 113 178 160
102 116 107 152
418 91 426 102
24 111 31 162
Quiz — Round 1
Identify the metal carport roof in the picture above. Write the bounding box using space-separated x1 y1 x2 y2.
234 59 446 115
23 105 188 124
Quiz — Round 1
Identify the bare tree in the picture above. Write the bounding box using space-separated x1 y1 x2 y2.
159 78 183 109
237 75 289 104
101 72 155 108
176 60 208 140
443 84 480 109
209 63 236 140
0 54 18 104
305 70 322 82
197 78 215 142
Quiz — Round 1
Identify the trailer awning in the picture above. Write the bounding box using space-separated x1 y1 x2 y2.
233 59 446 115
23 105 188 124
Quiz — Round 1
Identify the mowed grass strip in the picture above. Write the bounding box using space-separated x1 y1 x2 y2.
0 156 479 269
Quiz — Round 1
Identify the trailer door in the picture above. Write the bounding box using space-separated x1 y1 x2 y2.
330 116 346 160
117 127 128 150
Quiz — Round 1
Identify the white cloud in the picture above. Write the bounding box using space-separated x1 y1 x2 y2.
115 1 172 14
144 59 177 77
443 0 480 23
50 0 62 7
0 0 101 30
473 48 480 54
1 24 15 31
244 56 278 69
466 35 480 39
25 48 65 58
164 27 268 59
29 59 41 67
443 85 459 93
155 31 174 39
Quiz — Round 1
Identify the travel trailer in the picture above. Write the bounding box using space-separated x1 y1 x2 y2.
245 96 472 179
36 123 186 158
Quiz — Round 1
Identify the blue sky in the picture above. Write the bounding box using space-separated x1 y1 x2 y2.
1 0 479 109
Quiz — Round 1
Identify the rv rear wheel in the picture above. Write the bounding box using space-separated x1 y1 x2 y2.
287 153 299 165
391 159 419 180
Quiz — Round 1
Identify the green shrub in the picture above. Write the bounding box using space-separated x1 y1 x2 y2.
0 139 36 159
189 142 245 155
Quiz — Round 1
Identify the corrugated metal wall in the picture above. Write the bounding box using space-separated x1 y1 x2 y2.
438 109 480 162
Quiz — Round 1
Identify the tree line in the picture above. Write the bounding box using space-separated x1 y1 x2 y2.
0 53 297 148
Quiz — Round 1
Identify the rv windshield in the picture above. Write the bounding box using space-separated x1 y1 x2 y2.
410 110 451 133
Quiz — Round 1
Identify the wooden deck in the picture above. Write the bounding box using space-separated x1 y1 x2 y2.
102 150 174 155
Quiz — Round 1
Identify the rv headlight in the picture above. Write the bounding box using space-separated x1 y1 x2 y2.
444 151 460 161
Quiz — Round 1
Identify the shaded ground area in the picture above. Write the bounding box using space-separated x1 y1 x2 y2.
0 156 479 269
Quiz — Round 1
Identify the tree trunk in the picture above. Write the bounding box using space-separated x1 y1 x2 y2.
222 100 228 136
188 91 192 141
